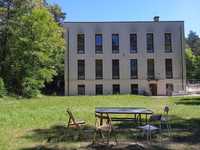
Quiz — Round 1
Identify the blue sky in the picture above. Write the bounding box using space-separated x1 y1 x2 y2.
48 0 200 36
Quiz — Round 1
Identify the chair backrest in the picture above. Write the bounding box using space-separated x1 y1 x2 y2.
105 113 112 131
164 106 169 115
105 113 112 124
66 108 76 124
149 114 162 122
95 113 112 130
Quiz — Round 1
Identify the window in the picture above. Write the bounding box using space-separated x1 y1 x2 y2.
147 33 154 53
112 34 119 53
77 34 85 54
130 59 138 79
147 59 155 79
165 59 173 79
130 34 137 53
166 84 173 96
95 59 103 79
96 84 103 95
113 84 120 94
77 60 85 80
95 34 103 54
78 85 85 95
112 59 120 79
131 84 138 94
165 33 172 52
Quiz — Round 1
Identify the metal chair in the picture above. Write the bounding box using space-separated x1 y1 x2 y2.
161 106 171 135
137 114 162 142
93 113 117 145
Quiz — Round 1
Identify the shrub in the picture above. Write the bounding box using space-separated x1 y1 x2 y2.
22 78 43 98
0 77 7 97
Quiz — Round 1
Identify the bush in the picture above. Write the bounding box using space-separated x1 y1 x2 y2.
22 78 42 98
0 77 7 97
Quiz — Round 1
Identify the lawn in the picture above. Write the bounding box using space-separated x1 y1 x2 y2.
0 95 200 150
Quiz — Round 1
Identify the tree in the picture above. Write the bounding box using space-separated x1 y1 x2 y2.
0 0 34 92
185 49 195 80
186 31 200 55
41 2 66 95
185 48 200 80
185 31 200 81
193 56 200 80
0 0 65 97
0 77 7 97
48 4 66 24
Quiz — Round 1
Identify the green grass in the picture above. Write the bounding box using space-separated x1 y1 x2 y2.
0 95 200 150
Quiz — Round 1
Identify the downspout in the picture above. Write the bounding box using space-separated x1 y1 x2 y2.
67 29 70 96
180 24 185 90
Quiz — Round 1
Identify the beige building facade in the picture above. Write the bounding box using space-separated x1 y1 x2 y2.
64 18 186 96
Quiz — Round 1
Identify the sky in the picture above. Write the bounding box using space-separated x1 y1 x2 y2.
48 0 200 36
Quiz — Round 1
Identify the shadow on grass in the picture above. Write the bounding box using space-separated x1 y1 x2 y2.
170 118 200 144
86 143 146 150
20 145 62 150
20 143 146 150
20 116 200 150
22 124 95 143
175 97 200 105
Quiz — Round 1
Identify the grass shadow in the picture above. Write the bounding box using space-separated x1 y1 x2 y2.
21 124 95 144
87 143 146 150
170 118 200 144
175 97 200 105
20 145 64 150
20 116 200 150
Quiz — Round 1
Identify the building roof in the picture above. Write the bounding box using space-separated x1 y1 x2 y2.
63 21 184 24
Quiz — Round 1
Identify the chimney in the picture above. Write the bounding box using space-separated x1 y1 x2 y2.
154 16 160 22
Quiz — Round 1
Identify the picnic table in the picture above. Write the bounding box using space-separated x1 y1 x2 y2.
95 107 153 125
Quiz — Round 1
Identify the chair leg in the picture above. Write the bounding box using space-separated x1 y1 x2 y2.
159 124 162 133
149 130 152 142
141 130 145 139
67 117 71 128
78 129 81 140
92 130 98 144
135 129 138 144
146 130 149 141
110 130 118 145
114 132 118 144
159 124 162 143
107 132 110 145
169 123 172 132
167 122 171 136
100 130 105 143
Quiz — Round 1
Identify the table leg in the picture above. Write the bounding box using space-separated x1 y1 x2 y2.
100 113 103 125
139 114 142 125
145 114 148 124
135 114 137 123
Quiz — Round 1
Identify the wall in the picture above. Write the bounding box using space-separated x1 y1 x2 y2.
64 21 186 96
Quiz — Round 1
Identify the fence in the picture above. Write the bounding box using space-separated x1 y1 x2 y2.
186 80 200 94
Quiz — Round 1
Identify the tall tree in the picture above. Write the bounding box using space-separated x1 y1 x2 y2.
185 48 200 80
0 0 34 89
48 4 66 24
0 0 65 97
186 31 200 55
41 2 66 95
185 49 195 80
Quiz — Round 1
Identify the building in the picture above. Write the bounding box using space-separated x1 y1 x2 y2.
64 17 186 96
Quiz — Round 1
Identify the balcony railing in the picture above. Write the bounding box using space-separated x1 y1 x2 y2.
112 75 120 80
147 74 155 80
